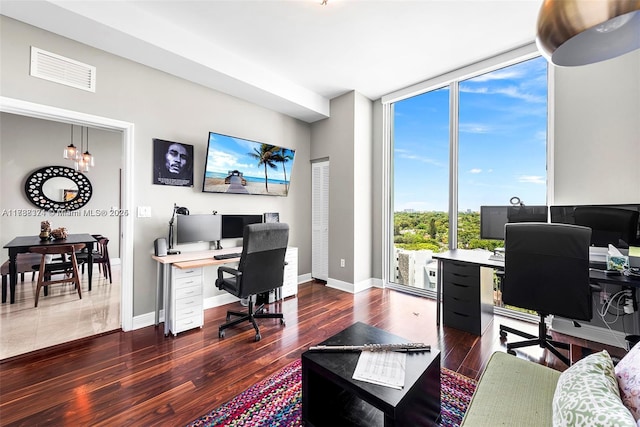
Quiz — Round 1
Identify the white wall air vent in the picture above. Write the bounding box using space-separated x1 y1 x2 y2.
30 47 96 92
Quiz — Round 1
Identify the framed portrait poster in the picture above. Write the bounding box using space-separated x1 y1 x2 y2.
153 138 194 187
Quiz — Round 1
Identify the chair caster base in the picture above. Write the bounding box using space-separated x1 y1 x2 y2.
500 330 507 338
219 330 225 338
255 333 261 342
507 349 516 356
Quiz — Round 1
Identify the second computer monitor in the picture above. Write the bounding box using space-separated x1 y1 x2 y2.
221 214 263 239
480 205 548 240
550 204 640 247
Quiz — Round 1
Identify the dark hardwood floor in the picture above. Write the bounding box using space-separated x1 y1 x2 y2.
0 281 628 426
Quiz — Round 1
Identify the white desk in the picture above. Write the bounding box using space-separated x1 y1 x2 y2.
152 247 242 336
152 246 299 336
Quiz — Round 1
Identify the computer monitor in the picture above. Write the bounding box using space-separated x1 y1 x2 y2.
550 204 640 247
221 214 263 239
480 206 509 240
176 214 222 244
480 205 548 240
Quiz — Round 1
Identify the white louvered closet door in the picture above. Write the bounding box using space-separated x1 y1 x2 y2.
312 161 329 281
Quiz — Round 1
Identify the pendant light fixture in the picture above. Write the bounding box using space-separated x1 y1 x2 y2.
73 126 92 172
536 0 640 66
67 125 94 172
81 126 94 169
63 124 78 160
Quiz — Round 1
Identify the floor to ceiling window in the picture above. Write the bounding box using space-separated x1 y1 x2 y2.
390 87 450 291
387 51 548 298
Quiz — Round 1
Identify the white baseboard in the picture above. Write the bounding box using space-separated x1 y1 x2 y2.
552 317 628 349
298 273 312 283
132 273 321 330
326 277 375 294
132 309 164 330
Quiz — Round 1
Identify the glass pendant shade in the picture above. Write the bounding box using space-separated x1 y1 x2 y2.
67 125 95 172
82 151 95 167
75 157 90 173
64 143 78 160
537 0 640 66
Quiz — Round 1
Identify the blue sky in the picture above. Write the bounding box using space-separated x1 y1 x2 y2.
393 56 548 213
205 133 295 183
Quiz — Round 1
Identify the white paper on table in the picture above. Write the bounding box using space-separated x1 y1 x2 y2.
352 350 406 389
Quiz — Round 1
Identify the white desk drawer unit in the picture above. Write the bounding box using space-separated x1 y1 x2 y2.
281 247 298 299
170 266 203 336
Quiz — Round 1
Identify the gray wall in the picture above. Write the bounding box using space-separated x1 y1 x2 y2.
310 92 356 284
0 16 312 317
1 113 122 257
310 91 374 287
553 49 640 205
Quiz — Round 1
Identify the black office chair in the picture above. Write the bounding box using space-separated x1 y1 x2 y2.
574 206 639 247
499 223 592 366
216 222 289 341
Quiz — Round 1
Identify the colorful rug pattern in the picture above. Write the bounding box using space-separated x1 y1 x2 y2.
187 359 477 427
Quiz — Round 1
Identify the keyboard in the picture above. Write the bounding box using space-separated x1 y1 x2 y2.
214 252 241 260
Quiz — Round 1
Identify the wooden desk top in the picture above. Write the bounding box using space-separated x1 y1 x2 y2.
152 247 242 268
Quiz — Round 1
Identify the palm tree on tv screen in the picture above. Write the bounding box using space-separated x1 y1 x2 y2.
277 147 293 194
249 143 279 192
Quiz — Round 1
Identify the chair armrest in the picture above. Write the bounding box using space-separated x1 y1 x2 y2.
216 266 242 290
218 265 239 278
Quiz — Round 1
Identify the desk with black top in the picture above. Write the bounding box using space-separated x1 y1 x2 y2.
433 249 640 335
302 322 441 427
3 233 97 304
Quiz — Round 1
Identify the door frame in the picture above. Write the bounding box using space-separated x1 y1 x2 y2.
1 96 134 331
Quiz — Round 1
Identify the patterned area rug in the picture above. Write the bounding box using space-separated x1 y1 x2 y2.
187 359 477 427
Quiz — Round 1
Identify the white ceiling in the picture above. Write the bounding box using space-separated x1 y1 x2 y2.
0 0 542 122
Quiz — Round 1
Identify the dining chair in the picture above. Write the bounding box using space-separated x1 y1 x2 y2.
29 244 85 307
1 253 42 303
77 236 112 284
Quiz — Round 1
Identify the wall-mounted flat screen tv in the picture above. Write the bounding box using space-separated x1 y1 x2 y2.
202 132 296 197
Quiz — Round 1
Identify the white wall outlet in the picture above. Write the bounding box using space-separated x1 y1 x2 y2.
137 206 151 217
340 258 345 268
600 291 610 305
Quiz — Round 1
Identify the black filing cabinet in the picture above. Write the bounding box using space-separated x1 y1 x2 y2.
442 260 494 335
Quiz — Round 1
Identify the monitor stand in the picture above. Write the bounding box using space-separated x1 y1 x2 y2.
489 247 505 262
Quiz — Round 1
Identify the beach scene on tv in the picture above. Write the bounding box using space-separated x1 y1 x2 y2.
203 132 295 197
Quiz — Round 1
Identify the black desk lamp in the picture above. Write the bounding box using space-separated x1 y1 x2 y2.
168 203 189 255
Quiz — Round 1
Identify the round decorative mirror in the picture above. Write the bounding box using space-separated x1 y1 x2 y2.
24 166 92 211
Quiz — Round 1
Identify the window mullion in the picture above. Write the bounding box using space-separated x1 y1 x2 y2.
449 81 459 250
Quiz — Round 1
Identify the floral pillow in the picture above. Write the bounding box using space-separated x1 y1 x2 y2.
553 350 635 427
615 341 640 422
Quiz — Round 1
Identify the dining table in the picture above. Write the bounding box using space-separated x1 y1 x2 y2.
3 233 97 304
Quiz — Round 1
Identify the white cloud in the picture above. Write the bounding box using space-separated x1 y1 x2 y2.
395 148 444 167
470 69 524 82
518 175 545 184
460 85 545 103
459 122 491 133
469 168 482 174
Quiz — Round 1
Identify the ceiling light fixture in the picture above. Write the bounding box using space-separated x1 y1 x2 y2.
63 124 78 160
81 127 95 169
72 126 94 173
536 0 640 66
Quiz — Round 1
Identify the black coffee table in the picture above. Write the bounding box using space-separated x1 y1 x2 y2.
302 322 441 426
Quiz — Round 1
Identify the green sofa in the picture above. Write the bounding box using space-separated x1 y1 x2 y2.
461 351 561 426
